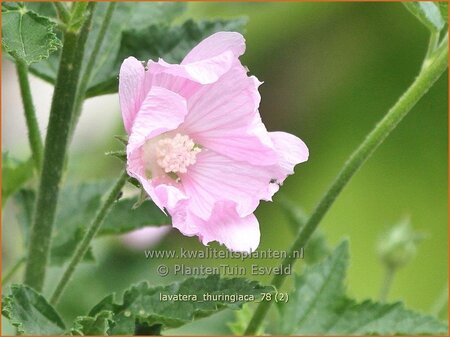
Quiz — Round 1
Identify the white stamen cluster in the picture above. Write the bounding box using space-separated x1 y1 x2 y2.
155 133 201 174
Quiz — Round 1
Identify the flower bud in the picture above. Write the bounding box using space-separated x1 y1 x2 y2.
377 218 424 270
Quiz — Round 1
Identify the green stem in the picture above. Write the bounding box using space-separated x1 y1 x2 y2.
423 31 440 69
53 2 70 24
245 38 448 335
379 266 396 302
16 59 43 171
50 171 128 305
2 256 26 284
70 2 117 140
23 3 96 292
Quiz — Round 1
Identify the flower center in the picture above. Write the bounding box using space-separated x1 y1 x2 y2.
154 133 201 174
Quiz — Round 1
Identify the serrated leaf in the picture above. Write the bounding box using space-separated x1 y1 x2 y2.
1 3 62 64
404 2 445 32
321 298 449 335
89 275 274 334
2 284 65 335
303 231 330 264
99 195 169 236
2 153 34 206
277 241 448 335
29 2 186 96
22 2 56 18
278 241 348 334
70 310 114 336
15 181 168 266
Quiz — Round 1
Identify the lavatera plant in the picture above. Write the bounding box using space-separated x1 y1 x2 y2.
1 2 448 336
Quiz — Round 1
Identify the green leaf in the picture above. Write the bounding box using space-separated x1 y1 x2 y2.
2 284 65 335
99 194 169 236
438 2 448 23
29 2 186 96
303 231 330 265
404 2 445 32
2 153 34 206
89 275 273 334
277 241 448 335
1 2 62 64
70 310 114 336
22 2 56 18
15 181 168 266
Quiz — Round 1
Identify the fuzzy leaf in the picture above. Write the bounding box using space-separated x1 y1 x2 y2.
2 153 34 206
2 284 65 335
70 310 114 336
23 2 56 18
99 196 169 236
29 2 186 96
278 241 448 335
1 2 61 64
404 2 445 32
15 181 168 266
89 275 274 334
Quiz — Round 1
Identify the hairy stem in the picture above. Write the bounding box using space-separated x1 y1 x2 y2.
16 59 43 171
70 2 117 140
379 266 396 302
423 31 440 69
23 3 96 291
2 256 26 284
245 38 448 335
53 2 70 24
50 171 128 305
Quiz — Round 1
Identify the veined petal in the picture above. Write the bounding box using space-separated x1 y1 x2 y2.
148 50 235 85
119 57 148 134
180 63 277 165
171 201 260 253
127 86 188 154
198 203 260 253
126 168 187 215
182 32 245 64
269 131 309 182
180 150 274 220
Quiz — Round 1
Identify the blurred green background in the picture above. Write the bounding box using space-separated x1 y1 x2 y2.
2 2 448 335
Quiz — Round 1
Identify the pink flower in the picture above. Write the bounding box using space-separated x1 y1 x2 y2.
119 32 308 252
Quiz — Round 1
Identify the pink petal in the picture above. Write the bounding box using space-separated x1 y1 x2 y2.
269 131 309 182
127 86 188 154
180 63 277 165
172 201 260 253
182 32 245 64
126 170 187 216
150 71 201 99
198 202 260 252
119 57 148 134
170 199 200 237
148 50 235 85
180 149 274 220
